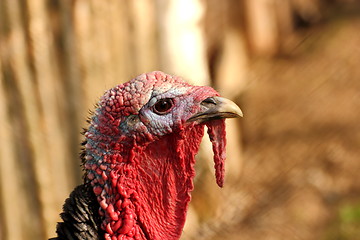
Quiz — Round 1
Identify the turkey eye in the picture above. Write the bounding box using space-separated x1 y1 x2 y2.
153 98 174 114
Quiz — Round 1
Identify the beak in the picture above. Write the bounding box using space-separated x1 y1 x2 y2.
187 96 243 123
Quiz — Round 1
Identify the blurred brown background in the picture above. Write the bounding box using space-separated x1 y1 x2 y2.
1 0 360 239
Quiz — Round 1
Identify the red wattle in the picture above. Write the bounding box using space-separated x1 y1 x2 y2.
206 119 227 187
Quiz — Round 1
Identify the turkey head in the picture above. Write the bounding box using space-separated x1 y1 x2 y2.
83 71 243 240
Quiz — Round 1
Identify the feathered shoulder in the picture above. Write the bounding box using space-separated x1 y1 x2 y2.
50 183 104 240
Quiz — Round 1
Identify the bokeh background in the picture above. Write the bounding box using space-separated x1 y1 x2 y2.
1 0 360 239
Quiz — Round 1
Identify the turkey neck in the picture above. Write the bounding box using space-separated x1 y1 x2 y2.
136 125 205 239
85 124 205 240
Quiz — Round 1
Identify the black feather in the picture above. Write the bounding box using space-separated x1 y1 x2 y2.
49 183 104 240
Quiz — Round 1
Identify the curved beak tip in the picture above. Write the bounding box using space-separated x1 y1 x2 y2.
187 96 243 123
216 97 243 118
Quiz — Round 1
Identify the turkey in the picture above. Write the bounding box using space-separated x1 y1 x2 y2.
50 71 243 240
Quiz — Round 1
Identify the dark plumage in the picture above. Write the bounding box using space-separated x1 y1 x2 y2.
51 184 103 240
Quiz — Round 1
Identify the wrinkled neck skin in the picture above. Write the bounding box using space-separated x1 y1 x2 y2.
84 123 205 240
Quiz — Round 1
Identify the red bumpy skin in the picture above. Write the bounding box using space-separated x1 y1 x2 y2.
83 71 231 240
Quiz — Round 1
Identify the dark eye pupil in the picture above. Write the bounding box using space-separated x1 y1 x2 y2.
154 99 173 114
